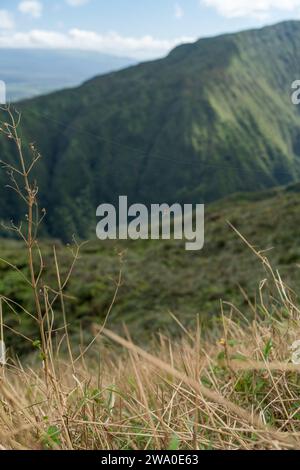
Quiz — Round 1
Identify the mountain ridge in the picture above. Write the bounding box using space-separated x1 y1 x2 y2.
1 20 300 239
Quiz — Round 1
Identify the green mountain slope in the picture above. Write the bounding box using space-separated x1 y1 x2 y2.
1 21 300 239
2 183 300 353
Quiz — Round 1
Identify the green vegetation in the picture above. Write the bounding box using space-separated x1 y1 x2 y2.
2 182 300 354
1 22 300 239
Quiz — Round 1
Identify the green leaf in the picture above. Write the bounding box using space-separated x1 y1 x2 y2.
263 339 273 359
44 425 61 448
168 435 180 450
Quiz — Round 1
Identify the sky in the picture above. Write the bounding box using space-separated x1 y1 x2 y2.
1 0 300 59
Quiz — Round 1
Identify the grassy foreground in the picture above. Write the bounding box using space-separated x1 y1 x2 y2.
1 197 300 450
2 249 300 451
1 232 300 450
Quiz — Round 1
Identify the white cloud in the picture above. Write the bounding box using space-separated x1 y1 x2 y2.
202 0 300 19
0 29 195 59
66 0 90 6
0 10 14 30
175 3 184 19
18 0 43 18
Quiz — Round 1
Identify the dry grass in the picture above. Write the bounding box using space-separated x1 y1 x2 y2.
1 107 300 450
1 302 300 451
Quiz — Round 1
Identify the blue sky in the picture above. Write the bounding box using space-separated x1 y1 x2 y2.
1 0 300 59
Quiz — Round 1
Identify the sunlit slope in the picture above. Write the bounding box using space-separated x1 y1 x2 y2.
1 21 300 238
